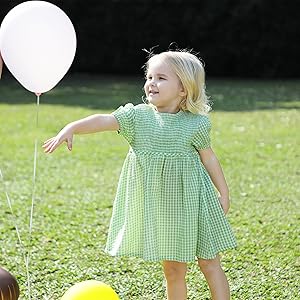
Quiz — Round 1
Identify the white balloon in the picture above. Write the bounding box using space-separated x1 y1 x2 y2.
0 1 76 94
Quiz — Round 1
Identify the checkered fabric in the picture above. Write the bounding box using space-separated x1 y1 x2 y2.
105 103 237 262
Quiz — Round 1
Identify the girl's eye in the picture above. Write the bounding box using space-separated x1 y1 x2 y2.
159 77 165 80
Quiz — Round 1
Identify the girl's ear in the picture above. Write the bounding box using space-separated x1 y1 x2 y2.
179 86 187 97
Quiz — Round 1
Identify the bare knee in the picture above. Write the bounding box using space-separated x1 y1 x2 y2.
198 255 222 275
163 261 187 282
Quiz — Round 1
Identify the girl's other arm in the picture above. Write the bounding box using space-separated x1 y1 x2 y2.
198 148 230 214
43 114 119 154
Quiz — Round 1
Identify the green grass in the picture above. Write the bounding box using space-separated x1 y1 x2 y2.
0 75 299 299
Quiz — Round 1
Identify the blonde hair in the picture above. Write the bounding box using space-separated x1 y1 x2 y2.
145 50 211 114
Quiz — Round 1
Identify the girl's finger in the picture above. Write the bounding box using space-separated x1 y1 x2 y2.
67 137 73 151
44 143 54 153
42 141 53 149
43 139 56 151
43 137 55 145
50 138 67 153
44 139 59 153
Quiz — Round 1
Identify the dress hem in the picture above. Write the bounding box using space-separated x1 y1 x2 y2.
104 244 237 263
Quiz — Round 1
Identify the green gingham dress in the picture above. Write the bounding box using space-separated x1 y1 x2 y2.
105 103 237 262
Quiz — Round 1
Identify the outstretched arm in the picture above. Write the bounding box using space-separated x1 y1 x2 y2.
198 147 230 214
43 114 119 153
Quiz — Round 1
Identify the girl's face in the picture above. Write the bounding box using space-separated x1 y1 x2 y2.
144 57 186 113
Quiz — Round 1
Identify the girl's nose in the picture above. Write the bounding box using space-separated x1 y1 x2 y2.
150 80 156 87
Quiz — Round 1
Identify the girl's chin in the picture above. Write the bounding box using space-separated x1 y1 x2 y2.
148 98 158 105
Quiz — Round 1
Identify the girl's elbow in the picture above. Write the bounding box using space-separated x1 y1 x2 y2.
199 151 218 166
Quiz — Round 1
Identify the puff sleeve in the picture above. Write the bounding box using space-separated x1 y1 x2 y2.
192 116 211 150
112 103 136 144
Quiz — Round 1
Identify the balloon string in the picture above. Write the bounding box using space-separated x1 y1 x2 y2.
29 139 38 235
35 93 40 128
0 169 24 247
30 94 39 234
25 254 32 300
26 94 40 300
0 168 28 260
0 168 29 294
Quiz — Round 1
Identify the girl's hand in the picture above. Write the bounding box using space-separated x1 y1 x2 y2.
43 125 74 153
219 195 230 215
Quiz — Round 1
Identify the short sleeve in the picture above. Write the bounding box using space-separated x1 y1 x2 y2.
112 103 136 144
192 116 211 150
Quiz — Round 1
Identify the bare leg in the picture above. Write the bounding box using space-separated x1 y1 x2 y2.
162 260 187 300
198 255 230 300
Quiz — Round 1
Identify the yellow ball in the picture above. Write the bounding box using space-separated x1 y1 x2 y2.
61 280 120 300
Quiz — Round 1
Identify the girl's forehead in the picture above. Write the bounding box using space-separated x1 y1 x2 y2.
147 57 173 74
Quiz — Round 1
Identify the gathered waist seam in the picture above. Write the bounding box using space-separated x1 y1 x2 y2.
129 148 197 157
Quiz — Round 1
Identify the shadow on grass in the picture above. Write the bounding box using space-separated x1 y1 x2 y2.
0 73 299 111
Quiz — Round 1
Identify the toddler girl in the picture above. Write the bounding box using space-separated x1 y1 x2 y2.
43 50 237 300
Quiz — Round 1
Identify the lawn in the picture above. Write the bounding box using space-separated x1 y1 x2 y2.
0 75 299 299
